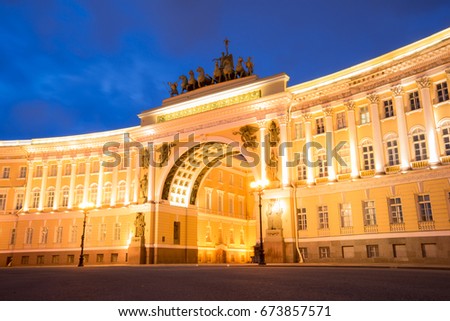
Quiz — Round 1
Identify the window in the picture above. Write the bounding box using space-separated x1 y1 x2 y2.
217 191 224 213
2 167 10 179
64 163 71 176
441 121 450 156
99 223 107 241
40 227 48 244
36 255 44 264
363 200 377 226
316 118 325 134
336 112 346 129
75 186 84 206
386 137 399 166
173 221 180 245
111 253 119 263
361 141 375 170
421 243 437 258
117 182 126 203
92 161 99 173
412 128 427 161
77 163 85 175
89 184 98 204
367 245 379 258
15 193 24 210
103 183 112 204
228 194 235 214
436 81 449 103
360 106 370 124
417 194 433 221
238 197 244 218
67 255 75 264
393 244 407 258
21 256 29 265
408 91 421 111
25 227 33 244
10 228 16 245
19 166 27 178
46 188 55 208
297 208 307 230
96 254 104 263
32 189 40 208
229 174 234 185
240 229 245 245
389 197 404 223
69 226 78 243
0 193 6 210
61 187 69 207
229 229 234 244
85 224 92 242
340 203 352 227
317 151 328 178
338 143 351 174
318 205 329 229
319 247 330 259
114 223 121 241
383 99 394 118
55 226 63 243
299 247 308 259
52 255 60 264
205 189 212 210
218 170 223 183
294 122 304 139
49 164 57 177
35 165 43 177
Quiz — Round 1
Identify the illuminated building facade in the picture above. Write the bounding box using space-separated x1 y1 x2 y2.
1 28 449 266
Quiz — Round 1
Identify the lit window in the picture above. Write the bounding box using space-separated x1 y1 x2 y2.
61 187 69 207
46 188 55 208
383 99 394 118
316 118 325 134
318 206 329 229
297 208 307 230
411 128 427 161
340 203 352 227
336 112 346 129
436 82 449 103
361 141 375 170
2 167 10 179
55 226 63 243
25 227 33 244
441 120 450 156
319 246 330 258
0 194 7 210
32 189 40 208
386 136 399 166
417 194 433 222
367 245 379 258
103 183 112 204
363 200 377 226
317 151 328 178
338 143 351 174
117 182 126 203
408 91 421 111
389 197 403 224
99 224 107 241
360 106 370 124
114 223 121 241
15 193 24 210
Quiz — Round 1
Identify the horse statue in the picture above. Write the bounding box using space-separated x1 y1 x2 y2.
223 60 234 81
196 66 212 88
212 61 222 83
168 81 178 97
246 57 254 76
187 70 197 91
235 57 246 78
179 75 188 93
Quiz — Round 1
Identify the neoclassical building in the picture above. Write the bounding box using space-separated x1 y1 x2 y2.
1 28 449 266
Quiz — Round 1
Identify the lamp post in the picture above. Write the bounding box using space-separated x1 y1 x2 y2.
250 179 269 265
78 202 94 267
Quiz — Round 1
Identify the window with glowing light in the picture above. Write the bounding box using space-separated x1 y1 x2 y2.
46 187 55 208
338 143 351 174
297 207 307 230
383 99 394 118
61 187 69 207
359 106 370 124
385 136 400 166
389 197 403 224
0 193 6 211
411 128 428 161
318 205 329 229
361 140 375 170
363 200 377 226
340 203 353 228
408 90 421 111
2 167 10 179
441 120 450 156
417 194 433 222
316 151 328 178
32 188 40 208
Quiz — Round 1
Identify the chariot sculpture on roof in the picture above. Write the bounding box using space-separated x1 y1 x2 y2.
167 38 254 97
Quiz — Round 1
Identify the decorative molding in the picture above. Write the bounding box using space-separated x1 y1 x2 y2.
366 93 379 104
302 112 312 122
416 76 431 89
344 100 355 111
322 106 333 117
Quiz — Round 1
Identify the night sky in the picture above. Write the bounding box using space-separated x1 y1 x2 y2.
1 0 449 140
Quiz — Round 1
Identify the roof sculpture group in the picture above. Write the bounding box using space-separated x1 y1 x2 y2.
167 39 254 97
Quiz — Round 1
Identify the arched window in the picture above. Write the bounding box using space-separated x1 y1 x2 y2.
61 186 69 207
361 139 375 170
117 181 126 203
411 128 427 161
440 120 450 156
103 182 112 204
338 143 351 174
89 184 98 204
32 188 40 208
385 134 399 166
75 185 84 207
46 187 55 208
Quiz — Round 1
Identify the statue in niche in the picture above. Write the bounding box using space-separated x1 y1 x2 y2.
156 142 174 166
268 120 280 147
266 149 279 182
139 173 148 201
140 147 150 168
266 200 283 230
134 212 146 237
233 125 259 149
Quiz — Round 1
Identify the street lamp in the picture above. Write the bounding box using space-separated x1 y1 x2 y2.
78 202 94 267
250 179 269 265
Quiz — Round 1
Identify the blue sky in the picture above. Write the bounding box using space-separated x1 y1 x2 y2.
0 0 449 140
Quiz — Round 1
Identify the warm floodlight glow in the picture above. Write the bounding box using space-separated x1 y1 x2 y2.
79 201 95 210
250 179 269 190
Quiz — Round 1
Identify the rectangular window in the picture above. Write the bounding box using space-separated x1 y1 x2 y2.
316 118 325 134
294 122 304 139
383 99 394 118
436 81 449 103
318 205 329 229
360 106 370 124
297 153 307 180
67 255 75 264
19 166 27 178
114 223 121 241
55 226 63 243
367 245 379 258
408 91 421 111
217 192 224 213
32 190 40 208
25 227 33 244
413 132 428 161
35 166 43 177
228 195 234 214
92 161 99 173
77 163 85 175
69 226 78 243
46 189 55 208
21 256 29 265
417 194 433 221
96 254 104 263
297 208 307 230
421 243 437 258
336 112 346 129
2 167 10 179
362 144 375 170
49 165 57 177
0 193 6 210
319 246 330 259
36 255 44 264
15 193 24 210
205 189 212 210
389 197 403 223
386 139 400 166
99 224 107 241
340 203 353 227
238 197 244 218
229 174 234 185
64 164 71 176
40 227 48 244
363 200 377 226
299 247 308 259
111 253 119 263
52 255 60 264
393 244 407 258
173 221 181 245
10 228 16 245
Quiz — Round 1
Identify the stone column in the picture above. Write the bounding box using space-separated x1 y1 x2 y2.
367 93 384 173
67 160 77 209
110 163 118 207
53 160 63 210
417 77 440 165
133 152 140 203
147 153 155 203
96 159 104 208
82 158 91 205
257 120 267 182
323 106 336 181
125 152 132 205
38 162 48 211
344 101 360 178
391 85 411 170
303 113 315 184
23 161 34 212
278 115 290 186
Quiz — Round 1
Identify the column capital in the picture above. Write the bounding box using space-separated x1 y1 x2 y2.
390 85 404 97
322 106 333 117
302 112 312 122
278 114 289 125
416 76 430 89
367 93 379 104
256 119 266 129
344 100 356 111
